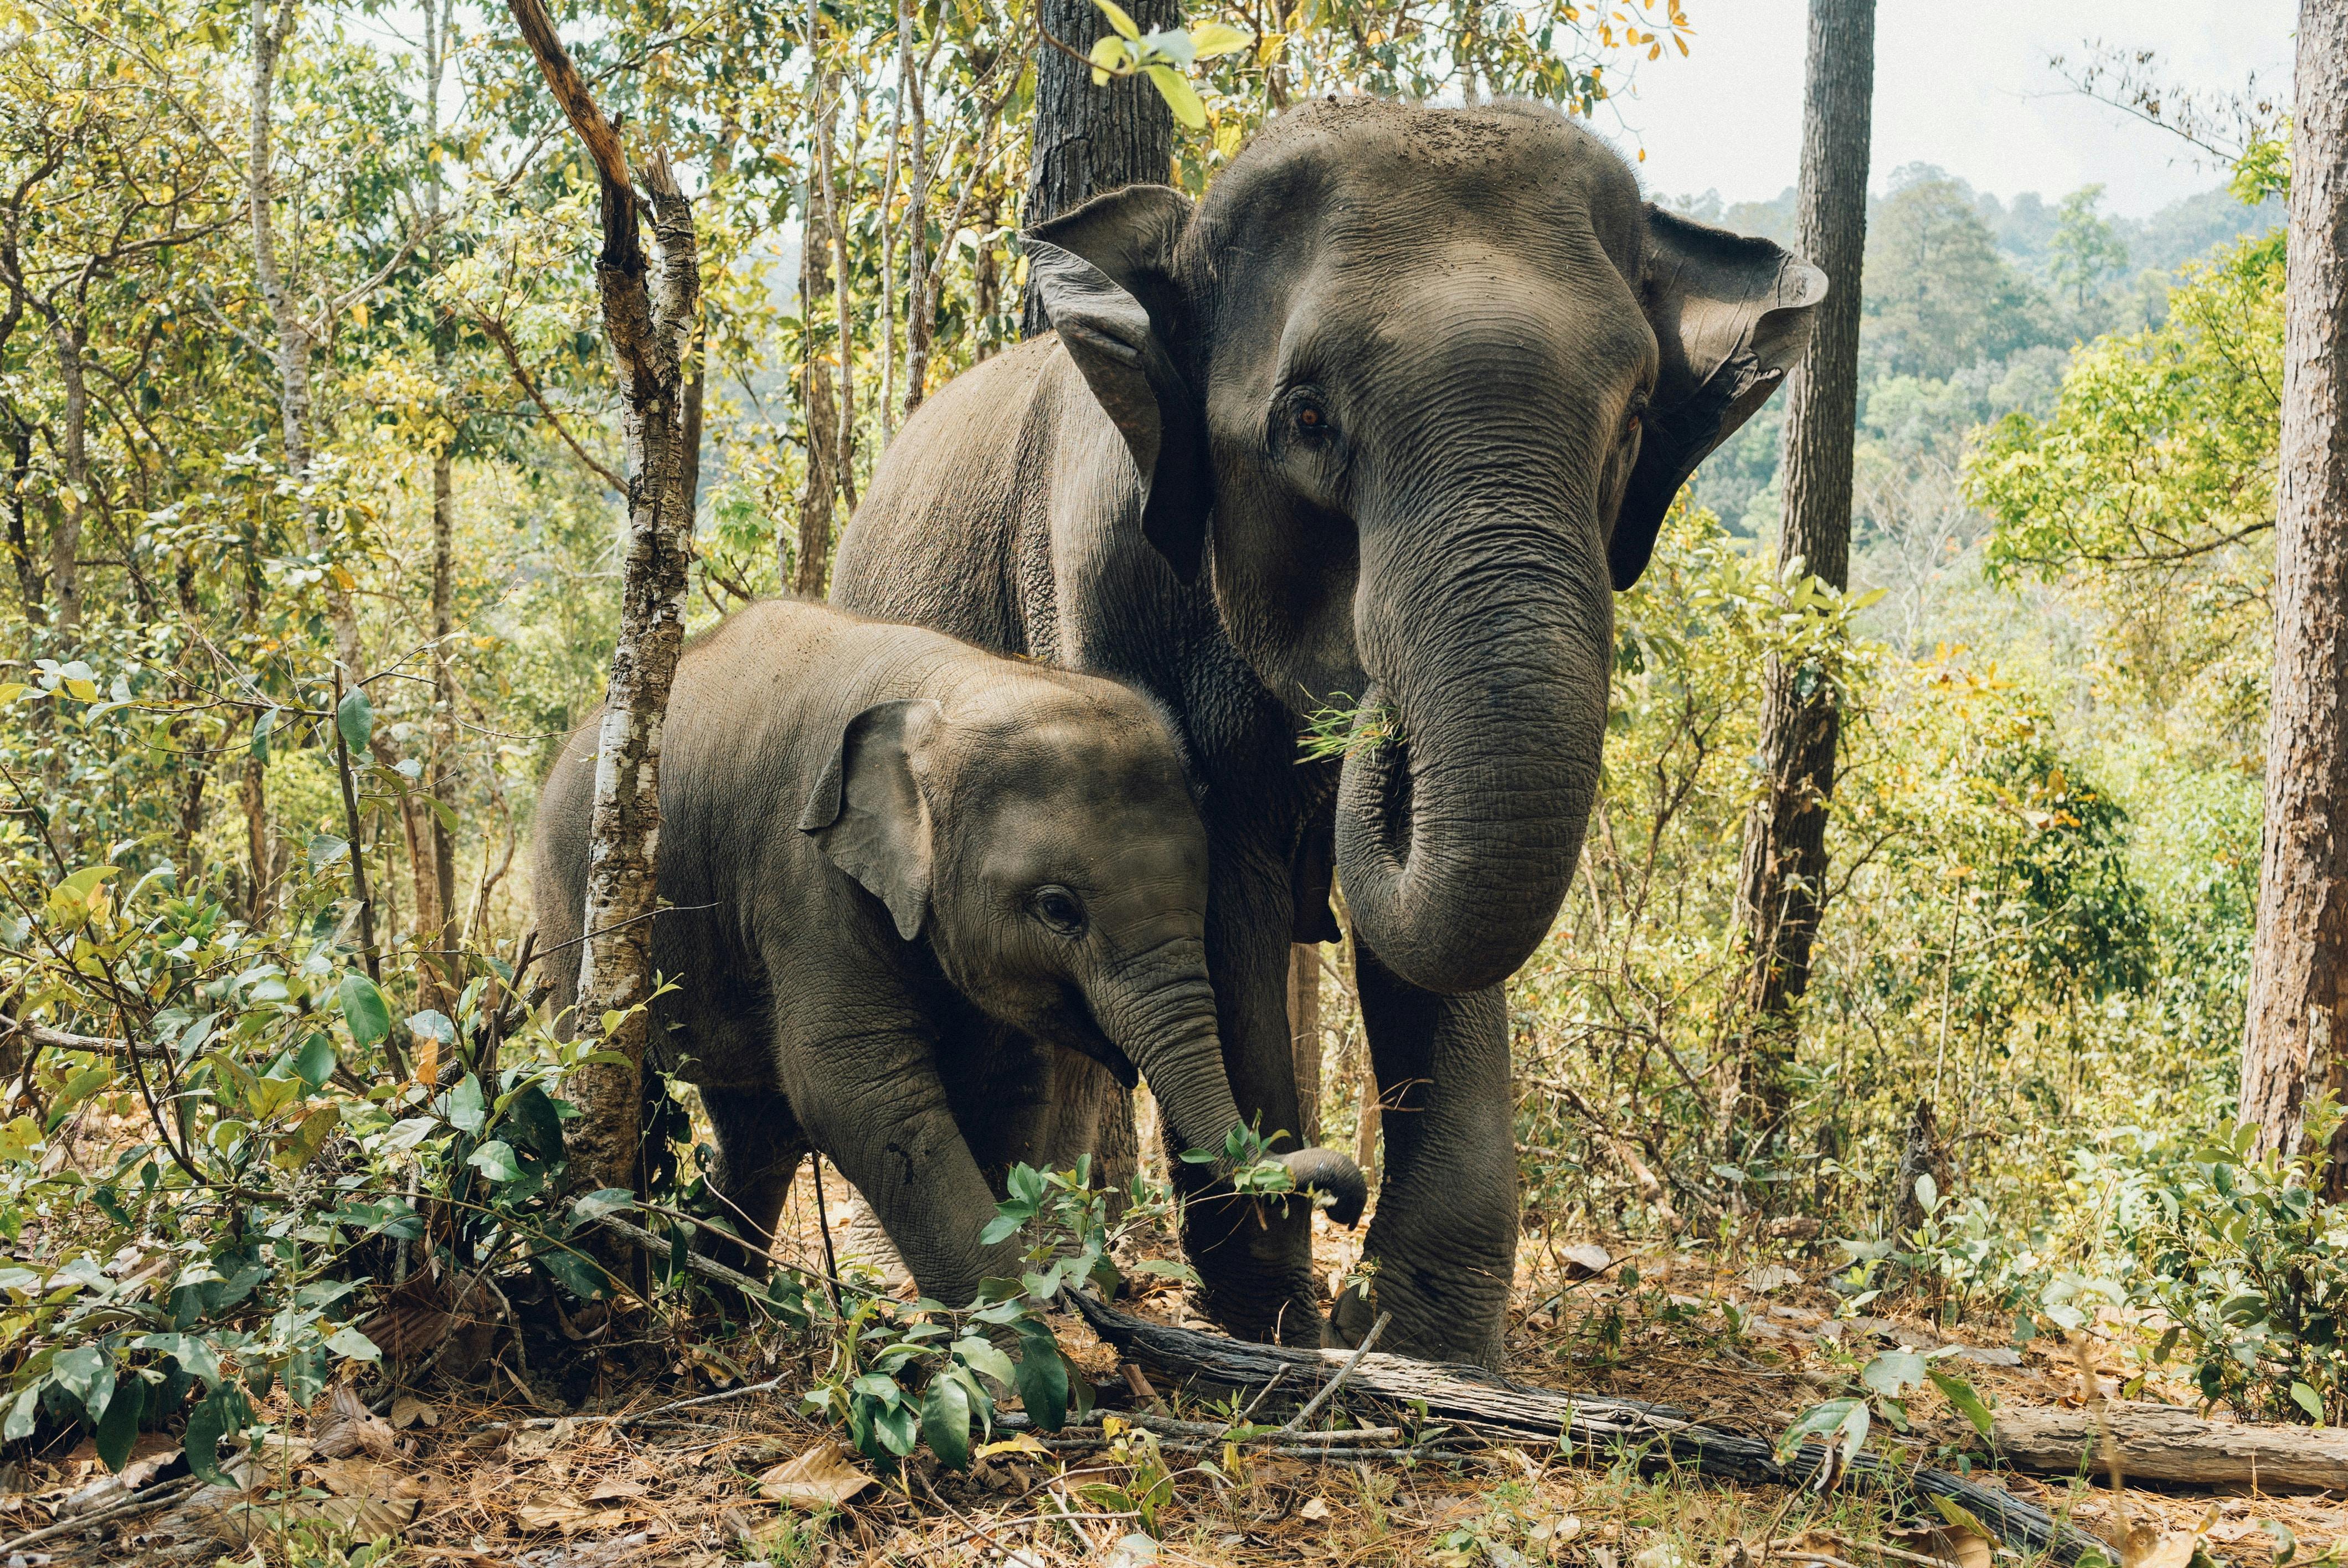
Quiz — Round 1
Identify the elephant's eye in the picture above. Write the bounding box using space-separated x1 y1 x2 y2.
1283 390 1333 442
1031 885 1088 936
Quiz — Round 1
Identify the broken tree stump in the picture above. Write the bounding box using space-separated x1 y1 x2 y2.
1073 1293 2102 1564
1992 1401 2348 1492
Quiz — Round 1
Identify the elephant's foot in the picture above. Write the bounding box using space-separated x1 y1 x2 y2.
1328 1245 1510 1370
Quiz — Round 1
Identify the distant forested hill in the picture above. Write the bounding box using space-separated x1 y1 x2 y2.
1665 169 2281 653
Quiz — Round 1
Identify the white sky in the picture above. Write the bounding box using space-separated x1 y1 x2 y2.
1604 0 2297 216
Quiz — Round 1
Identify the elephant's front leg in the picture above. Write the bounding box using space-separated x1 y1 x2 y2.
1331 935 1517 1368
1178 843 1324 1345
785 1023 1019 1308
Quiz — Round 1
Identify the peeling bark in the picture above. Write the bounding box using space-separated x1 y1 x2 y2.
2242 0 2348 1190
508 0 699 1206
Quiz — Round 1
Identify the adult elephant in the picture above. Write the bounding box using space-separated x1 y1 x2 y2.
833 96 1822 1365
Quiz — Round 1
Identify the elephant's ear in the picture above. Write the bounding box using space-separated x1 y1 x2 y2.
797 699 940 941
1027 186 1211 583
1615 204 1829 590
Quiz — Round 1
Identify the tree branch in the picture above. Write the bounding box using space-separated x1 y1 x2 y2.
475 314 625 493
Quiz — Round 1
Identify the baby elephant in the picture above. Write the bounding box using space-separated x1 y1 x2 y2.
533 599 1361 1310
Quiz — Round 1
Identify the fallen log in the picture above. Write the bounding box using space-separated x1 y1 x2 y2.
1992 1401 2348 1493
1073 1293 2102 1564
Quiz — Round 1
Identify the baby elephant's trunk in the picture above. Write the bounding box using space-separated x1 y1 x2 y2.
1098 955 1369 1220
1095 961 1247 1165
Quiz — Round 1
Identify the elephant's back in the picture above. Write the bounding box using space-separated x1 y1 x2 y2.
832 335 1068 653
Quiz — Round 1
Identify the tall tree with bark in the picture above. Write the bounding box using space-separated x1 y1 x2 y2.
419 0 459 1006
1729 0 1873 1134
505 0 699 1213
1019 0 1177 334
2241 0 2348 1190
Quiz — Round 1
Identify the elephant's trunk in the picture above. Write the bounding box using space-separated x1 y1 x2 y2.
1094 950 1248 1163
1334 511 1614 995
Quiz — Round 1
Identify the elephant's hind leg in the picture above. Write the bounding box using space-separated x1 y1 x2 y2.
700 1089 808 1277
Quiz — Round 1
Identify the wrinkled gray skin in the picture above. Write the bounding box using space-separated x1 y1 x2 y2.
532 600 1364 1309
833 99 1822 1364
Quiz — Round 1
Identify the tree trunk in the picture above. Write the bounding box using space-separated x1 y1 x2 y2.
1993 1402 2348 1490
420 0 457 1007
809 32 858 517
2242 0 2348 1192
508 0 700 1212
1073 1293 2102 1565
793 173 840 599
902 30 933 421
1019 0 1177 336
249 0 365 679
1729 0 1874 1135
1289 947 1321 1146
5 422 37 619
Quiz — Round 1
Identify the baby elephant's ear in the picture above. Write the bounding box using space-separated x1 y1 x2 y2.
797 699 940 941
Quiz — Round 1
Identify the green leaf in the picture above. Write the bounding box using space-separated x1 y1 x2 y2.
1188 19 1248 56
408 1010 456 1046
182 1385 251 1485
0 1116 44 1164
872 1400 920 1457
539 1243 609 1301
273 1104 341 1170
1090 0 1139 38
131 1332 219 1389
1861 1349 1928 1397
1927 1368 1995 1437
1929 1495 1995 1540
446 1073 486 1134
1144 65 1207 128
1015 1322 1069 1431
2291 1381 2324 1421
250 707 276 762
307 834 349 872
2 1385 36 1442
573 1188 637 1223
326 1324 381 1361
922 1372 973 1469
294 1033 338 1092
336 687 374 754
955 1336 1017 1390
1088 32 1126 85
979 1213 1024 1245
339 973 390 1046
467 1139 523 1183
1776 1395 1868 1466
94 1376 143 1472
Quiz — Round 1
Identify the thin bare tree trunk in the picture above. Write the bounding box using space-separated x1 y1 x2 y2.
249 0 365 679
1729 0 1873 1137
508 0 700 1209
804 8 858 514
1289 947 1322 1145
902 23 932 420
2241 0 2348 1193
794 171 840 599
419 0 457 1005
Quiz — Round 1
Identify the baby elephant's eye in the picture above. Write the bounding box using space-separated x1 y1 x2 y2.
1031 886 1087 936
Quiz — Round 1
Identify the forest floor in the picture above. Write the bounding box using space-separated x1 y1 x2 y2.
19 1178 2348 1568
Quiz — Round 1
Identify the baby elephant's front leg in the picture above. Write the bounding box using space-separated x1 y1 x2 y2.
791 1027 1019 1307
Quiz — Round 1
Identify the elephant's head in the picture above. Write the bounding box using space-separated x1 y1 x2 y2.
1028 98 1824 994
797 679 1365 1217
